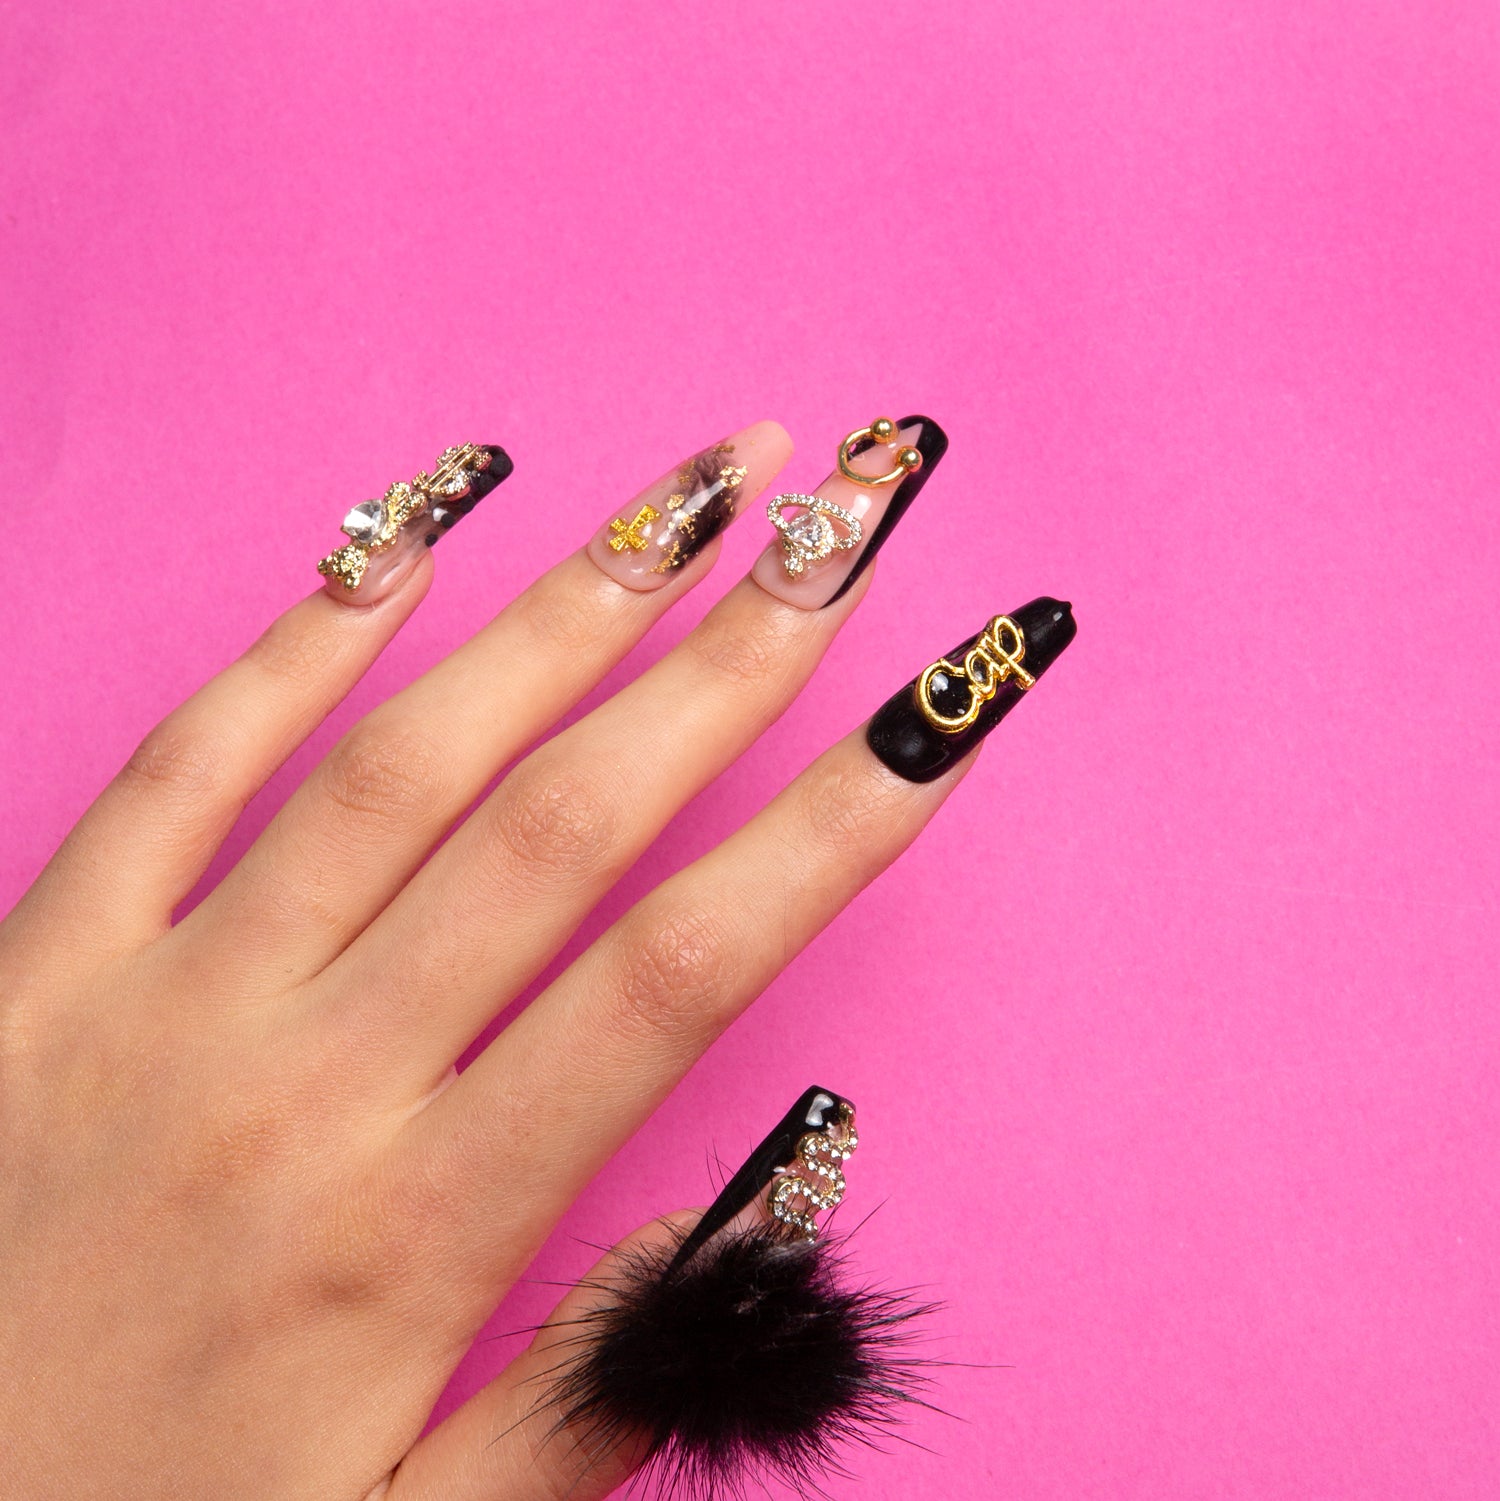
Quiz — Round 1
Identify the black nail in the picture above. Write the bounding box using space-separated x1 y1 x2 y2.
423 444 515 545
867 596 1077 782
823 414 949 606
663 1086 854 1278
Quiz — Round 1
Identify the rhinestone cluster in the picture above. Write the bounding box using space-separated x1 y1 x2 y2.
767 493 864 578
318 444 493 592
768 1102 860 1240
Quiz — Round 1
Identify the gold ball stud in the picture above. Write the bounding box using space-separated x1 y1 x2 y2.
869 416 897 443
897 446 923 472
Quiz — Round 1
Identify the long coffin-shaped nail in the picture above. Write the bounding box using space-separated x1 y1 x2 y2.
867 596 1077 782
664 1086 857 1277
750 414 948 609
317 443 514 606
586 421 793 591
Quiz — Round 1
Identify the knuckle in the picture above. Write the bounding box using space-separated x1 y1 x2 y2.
305 1182 397 1309
514 574 606 659
314 1162 465 1311
486 762 619 881
247 611 329 687
611 906 737 1043
686 608 802 690
798 761 907 856
524 1439 602 1501
317 727 447 823
119 720 223 801
166 1077 308 1207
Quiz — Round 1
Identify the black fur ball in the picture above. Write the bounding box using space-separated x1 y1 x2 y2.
545 1223 936 1499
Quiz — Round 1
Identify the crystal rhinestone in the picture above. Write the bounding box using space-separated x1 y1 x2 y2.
340 499 387 545
785 513 832 551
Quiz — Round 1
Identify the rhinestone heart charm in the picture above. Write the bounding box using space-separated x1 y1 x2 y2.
767 494 864 578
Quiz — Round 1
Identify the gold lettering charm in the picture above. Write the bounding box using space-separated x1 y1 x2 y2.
767 1102 859 1241
607 504 660 552
915 614 1035 733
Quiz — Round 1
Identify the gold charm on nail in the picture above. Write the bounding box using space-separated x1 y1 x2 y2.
607 504 661 553
915 614 1035 733
837 417 923 487
767 493 864 578
317 444 493 592
767 1101 859 1241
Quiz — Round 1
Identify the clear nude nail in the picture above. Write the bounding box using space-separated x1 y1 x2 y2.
750 415 948 610
586 421 793 591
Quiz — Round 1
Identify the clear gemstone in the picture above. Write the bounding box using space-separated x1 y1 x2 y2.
785 514 830 551
341 499 387 545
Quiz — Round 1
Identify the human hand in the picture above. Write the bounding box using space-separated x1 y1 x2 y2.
0 417 1070 1499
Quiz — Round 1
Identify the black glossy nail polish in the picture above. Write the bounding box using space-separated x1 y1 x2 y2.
867 596 1077 782
421 444 514 545
822 414 949 606
664 1086 855 1277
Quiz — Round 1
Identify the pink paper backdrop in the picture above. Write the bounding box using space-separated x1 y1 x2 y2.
3 2 1497 1495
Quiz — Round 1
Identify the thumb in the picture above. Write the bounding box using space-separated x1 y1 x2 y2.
370 1215 692 1501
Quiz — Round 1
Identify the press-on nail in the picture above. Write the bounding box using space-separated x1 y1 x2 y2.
318 443 514 606
867 597 1077 782
586 421 792 591
751 415 949 610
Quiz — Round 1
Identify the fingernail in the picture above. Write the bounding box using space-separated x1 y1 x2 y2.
317 443 514 606
586 421 793 591
751 414 949 609
664 1087 857 1277
867 597 1077 783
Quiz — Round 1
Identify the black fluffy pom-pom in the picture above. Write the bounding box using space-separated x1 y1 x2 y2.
543 1220 937 1499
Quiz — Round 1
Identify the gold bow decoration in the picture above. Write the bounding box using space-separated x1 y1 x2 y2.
318 443 493 592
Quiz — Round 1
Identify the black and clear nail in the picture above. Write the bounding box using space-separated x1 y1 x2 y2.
751 415 948 609
317 442 514 605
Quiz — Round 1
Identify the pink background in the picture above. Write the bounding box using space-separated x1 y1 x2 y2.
3 2 1497 1496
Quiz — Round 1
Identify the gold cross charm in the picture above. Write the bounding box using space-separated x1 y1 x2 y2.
607 504 660 552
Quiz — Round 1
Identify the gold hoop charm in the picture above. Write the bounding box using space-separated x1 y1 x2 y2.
837 417 923 487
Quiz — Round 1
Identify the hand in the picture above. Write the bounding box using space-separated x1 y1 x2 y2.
0 417 997 1499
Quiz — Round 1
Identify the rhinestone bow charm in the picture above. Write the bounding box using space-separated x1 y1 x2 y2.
767 493 863 578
